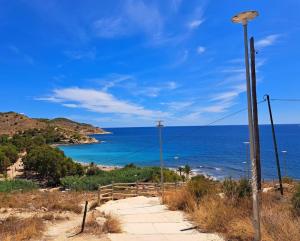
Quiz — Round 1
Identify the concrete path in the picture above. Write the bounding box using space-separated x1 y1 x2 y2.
98 196 223 241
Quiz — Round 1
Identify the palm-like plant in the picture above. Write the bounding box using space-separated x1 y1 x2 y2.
177 166 183 176
183 164 191 180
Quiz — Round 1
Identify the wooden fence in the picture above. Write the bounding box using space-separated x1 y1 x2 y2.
97 181 185 204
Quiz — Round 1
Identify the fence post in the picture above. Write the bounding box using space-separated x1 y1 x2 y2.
111 181 114 200
80 201 88 233
136 181 139 196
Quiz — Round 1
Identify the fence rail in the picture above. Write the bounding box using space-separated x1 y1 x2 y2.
97 181 185 204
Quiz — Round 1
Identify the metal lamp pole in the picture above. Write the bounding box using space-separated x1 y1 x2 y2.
232 10 261 241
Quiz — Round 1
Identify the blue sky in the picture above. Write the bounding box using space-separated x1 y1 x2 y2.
0 0 300 127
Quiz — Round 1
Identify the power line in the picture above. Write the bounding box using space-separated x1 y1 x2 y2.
205 100 266 126
101 96 300 161
270 98 300 102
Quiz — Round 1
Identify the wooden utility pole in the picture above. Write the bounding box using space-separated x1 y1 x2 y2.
157 121 164 194
250 37 262 191
265 95 284 195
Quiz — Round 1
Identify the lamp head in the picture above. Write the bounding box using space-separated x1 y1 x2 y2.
232 10 259 25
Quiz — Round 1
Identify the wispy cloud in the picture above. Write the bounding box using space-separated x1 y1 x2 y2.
64 48 96 60
93 18 128 38
37 87 167 118
170 0 183 12
135 81 179 97
8 45 35 65
162 101 194 111
256 34 280 48
196 46 206 54
92 0 163 41
188 19 204 29
170 49 189 67
89 74 134 91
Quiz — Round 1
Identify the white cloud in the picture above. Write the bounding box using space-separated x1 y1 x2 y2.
92 1 163 40
93 18 128 38
163 101 193 111
188 19 204 29
135 81 179 97
196 46 206 54
90 74 133 91
166 81 178 90
256 34 280 48
62 103 78 108
38 87 166 118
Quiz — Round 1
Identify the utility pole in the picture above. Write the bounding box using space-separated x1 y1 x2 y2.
243 141 250 180
232 11 261 241
250 37 262 191
157 120 164 194
265 95 284 195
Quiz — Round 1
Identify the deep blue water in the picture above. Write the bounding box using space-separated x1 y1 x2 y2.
59 125 300 180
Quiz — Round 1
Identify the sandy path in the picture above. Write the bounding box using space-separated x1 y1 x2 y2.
98 196 223 241
40 213 109 241
6 157 23 179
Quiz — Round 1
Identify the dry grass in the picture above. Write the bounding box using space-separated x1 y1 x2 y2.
162 188 196 211
102 214 122 233
163 183 300 241
0 216 44 241
79 212 122 236
0 190 96 214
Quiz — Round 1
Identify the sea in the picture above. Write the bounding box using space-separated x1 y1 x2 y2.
59 125 300 180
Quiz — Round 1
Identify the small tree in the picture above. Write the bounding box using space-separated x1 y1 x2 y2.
177 166 183 176
0 151 9 175
184 164 191 180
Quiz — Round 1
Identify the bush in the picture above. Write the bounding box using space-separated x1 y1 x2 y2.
292 183 300 216
0 216 44 241
61 166 181 191
187 175 216 200
0 179 37 192
222 178 251 200
282 176 293 184
0 144 18 173
24 145 84 185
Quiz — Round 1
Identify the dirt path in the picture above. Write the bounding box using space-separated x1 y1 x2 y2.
40 213 109 241
98 196 224 241
6 157 23 179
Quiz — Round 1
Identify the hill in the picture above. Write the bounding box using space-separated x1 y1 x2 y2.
0 112 107 143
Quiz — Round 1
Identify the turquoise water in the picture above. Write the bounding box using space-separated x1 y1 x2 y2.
59 125 300 180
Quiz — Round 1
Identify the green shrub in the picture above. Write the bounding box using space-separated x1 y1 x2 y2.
0 179 37 192
61 166 181 191
222 178 251 200
0 144 18 174
24 145 84 185
187 175 216 200
292 183 300 216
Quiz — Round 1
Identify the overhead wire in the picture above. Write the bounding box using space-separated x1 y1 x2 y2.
103 97 300 161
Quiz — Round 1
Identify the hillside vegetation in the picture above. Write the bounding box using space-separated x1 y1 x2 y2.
0 112 105 136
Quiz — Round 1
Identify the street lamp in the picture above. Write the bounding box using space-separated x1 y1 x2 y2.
232 10 260 241
281 150 288 177
243 141 250 179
